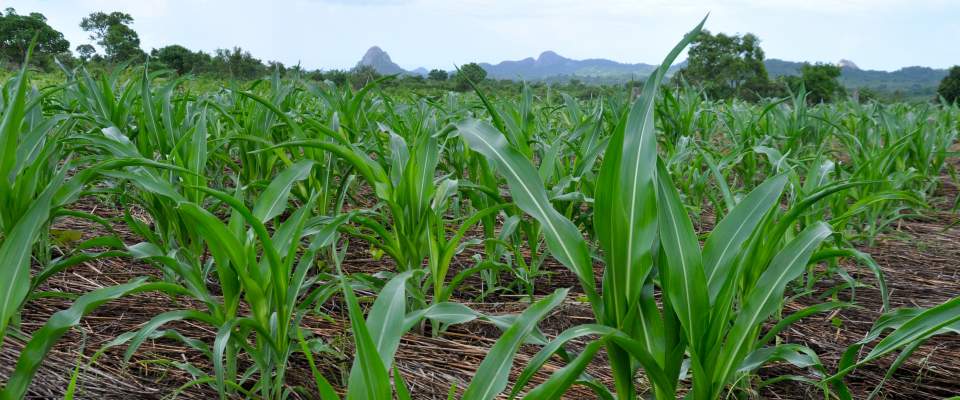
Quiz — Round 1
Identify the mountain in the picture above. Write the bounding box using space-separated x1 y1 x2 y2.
765 58 947 96
764 58 805 77
838 59 860 70
351 48 947 96
478 50 661 80
356 46 406 75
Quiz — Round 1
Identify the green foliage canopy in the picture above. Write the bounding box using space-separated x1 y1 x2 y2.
428 68 448 81
151 44 210 74
80 11 144 62
801 63 845 103
210 47 265 80
0 8 70 68
937 66 960 104
455 62 487 90
677 30 771 100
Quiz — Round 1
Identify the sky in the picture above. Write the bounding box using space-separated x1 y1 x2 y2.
3 0 958 72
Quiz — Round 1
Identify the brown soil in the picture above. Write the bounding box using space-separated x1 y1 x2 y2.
3 189 959 399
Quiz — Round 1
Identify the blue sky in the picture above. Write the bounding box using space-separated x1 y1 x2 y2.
5 0 958 71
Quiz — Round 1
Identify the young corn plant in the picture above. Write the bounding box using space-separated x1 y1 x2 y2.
297 264 570 400
0 55 170 348
0 51 196 400
458 19 886 399
822 296 960 399
264 105 505 325
112 162 340 399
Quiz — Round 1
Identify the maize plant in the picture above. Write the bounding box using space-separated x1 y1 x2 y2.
459 19 960 399
2 17 960 400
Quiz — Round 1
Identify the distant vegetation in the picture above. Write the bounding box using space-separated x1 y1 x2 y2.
767 59 949 102
0 8 70 69
939 66 960 103
673 30 772 101
0 7 955 104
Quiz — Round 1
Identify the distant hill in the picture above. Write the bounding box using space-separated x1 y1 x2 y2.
478 50 662 80
355 46 407 75
765 58 947 96
354 47 947 96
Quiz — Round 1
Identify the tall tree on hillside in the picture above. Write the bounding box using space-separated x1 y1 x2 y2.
0 8 70 68
937 66 960 104
800 63 845 103
80 11 144 62
676 30 772 100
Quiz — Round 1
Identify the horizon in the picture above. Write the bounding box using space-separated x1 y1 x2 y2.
5 0 958 72
363 45 943 74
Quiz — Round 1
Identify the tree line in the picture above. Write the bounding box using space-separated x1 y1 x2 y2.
2 7 959 103
676 30 851 103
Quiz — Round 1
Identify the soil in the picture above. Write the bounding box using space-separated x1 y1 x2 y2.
3 186 959 400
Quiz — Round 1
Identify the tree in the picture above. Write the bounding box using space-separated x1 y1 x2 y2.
76 44 96 62
402 74 425 84
856 87 880 103
349 64 381 88
0 8 70 68
80 11 143 62
287 64 304 77
937 66 960 104
324 69 348 86
427 68 448 81
305 69 325 81
676 30 772 100
151 44 209 74
102 23 143 62
210 47 265 80
801 63 845 103
454 63 486 91
267 60 286 76
79 11 132 41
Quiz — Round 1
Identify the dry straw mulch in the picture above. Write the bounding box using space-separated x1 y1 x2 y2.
3 197 959 399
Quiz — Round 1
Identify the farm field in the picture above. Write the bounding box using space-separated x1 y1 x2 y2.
2 23 960 400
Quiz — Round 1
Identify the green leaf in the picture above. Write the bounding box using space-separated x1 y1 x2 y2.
123 310 217 363
342 275 391 400
462 288 568 400
521 340 604 400
862 297 960 363
0 279 187 400
738 344 823 374
394 365 412 400
703 174 787 301
297 327 340 400
715 222 832 387
511 324 615 398
655 160 709 350
457 120 597 306
594 16 707 325
348 271 414 393
0 57 30 188
0 175 61 343
252 159 314 221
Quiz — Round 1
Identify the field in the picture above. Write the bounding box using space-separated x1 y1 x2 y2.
1 25 960 400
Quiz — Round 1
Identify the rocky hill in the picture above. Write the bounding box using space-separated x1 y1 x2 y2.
355 46 406 75
354 47 948 95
